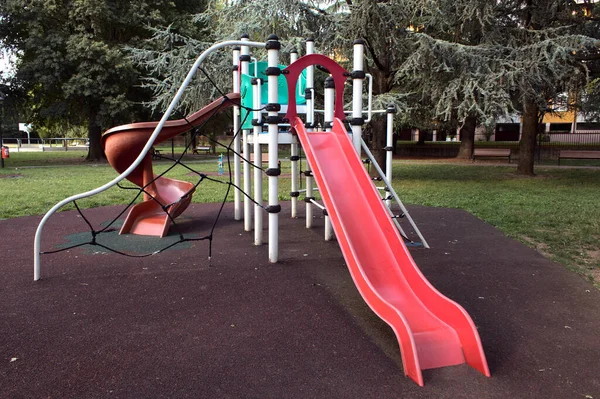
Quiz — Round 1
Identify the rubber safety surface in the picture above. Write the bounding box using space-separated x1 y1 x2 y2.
1 202 599 398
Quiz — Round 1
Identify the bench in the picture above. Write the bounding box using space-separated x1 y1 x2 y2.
558 150 600 165
249 153 281 168
151 148 161 160
472 148 512 163
249 153 270 163
192 145 211 155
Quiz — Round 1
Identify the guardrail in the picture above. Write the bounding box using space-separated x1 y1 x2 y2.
33 39 267 281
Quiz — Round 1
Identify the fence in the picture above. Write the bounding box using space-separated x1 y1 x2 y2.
472 130 600 162
393 129 600 161
0 137 89 151
475 130 600 148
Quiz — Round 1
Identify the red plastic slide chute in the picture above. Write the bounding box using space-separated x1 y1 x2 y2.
101 94 239 237
293 117 490 386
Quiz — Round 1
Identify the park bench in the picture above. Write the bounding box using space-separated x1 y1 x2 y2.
249 153 271 164
557 150 600 165
472 148 512 163
192 145 211 155
151 147 161 160
249 153 282 169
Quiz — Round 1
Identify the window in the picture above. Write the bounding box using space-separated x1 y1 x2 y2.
549 123 572 133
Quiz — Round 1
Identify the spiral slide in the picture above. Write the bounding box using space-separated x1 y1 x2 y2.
293 117 490 386
101 94 240 237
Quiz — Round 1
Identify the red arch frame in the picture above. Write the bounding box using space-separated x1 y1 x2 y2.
283 54 348 123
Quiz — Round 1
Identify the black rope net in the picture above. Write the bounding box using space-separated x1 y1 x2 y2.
40 66 418 262
41 87 272 262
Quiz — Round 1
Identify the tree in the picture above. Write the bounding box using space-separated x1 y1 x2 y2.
129 0 418 172
397 0 599 174
0 0 208 160
575 2 600 123
504 1 599 175
126 0 599 177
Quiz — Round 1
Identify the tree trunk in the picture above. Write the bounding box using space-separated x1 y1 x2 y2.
416 129 426 145
369 116 387 177
86 108 104 161
365 65 393 177
517 99 538 176
457 116 477 159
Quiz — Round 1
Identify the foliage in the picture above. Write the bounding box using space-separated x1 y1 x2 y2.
34 121 88 139
0 0 209 159
580 76 600 122
389 0 600 173
5 0 593 168
127 0 342 115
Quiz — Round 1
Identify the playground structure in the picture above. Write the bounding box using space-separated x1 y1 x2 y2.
232 36 428 254
33 35 490 386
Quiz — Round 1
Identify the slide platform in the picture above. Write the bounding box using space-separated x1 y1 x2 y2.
101 94 239 237
293 117 490 386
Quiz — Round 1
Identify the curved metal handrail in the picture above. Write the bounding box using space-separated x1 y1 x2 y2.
34 40 266 281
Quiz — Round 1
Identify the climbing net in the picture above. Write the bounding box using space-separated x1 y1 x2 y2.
40 77 277 262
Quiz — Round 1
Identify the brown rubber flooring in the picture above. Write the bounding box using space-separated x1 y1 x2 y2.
1 202 599 398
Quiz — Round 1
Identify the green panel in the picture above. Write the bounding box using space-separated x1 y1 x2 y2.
240 61 306 130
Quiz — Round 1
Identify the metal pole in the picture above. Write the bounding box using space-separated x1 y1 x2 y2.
305 38 315 229
323 77 335 241
0 126 3 170
33 39 266 281
385 104 396 208
253 77 263 245
290 49 299 218
0 96 4 169
240 34 252 231
361 139 430 249
232 46 242 220
266 34 280 263
351 39 365 154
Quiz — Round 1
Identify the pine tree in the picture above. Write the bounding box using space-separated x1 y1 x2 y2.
128 0 417 171
397 0 599 174
126 0 599 175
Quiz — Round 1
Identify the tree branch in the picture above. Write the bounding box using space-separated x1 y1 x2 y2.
364 36 386 72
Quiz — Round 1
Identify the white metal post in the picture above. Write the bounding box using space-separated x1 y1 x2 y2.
323 77 335 241
240 35 252 231
289 49 299 218
305 38 315 229
253 78 263 245
351 39 365 154
266 35 280 262
386 104 396 208
232 46 242 220
34 39 267 280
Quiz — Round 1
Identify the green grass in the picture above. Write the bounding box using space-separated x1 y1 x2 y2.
1 152 598 286
538 158 600 167
390 162 600 284
1 150 89 167
0 153 297 218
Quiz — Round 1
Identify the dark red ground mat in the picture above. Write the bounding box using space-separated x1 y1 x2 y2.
1 203 598 398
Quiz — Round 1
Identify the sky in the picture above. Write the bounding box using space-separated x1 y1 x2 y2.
0 48 15 80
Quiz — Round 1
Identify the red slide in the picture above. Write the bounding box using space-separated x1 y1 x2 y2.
293 117 490 386
101 94 240 237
